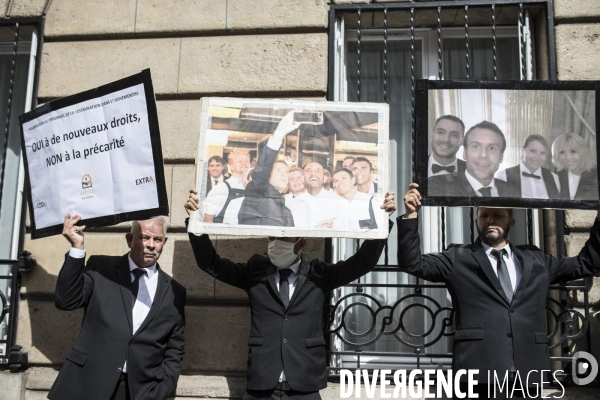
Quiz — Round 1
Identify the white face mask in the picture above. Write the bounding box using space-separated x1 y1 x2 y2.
268 239 301 268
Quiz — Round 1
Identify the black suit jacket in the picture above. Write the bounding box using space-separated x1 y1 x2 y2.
49 254 186 400
503 165 560 199
397 216 600 381
187 226 390 392
239 145 294 226
557 168 599 201
427 171 517 198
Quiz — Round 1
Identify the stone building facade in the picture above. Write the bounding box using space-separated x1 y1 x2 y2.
0 0 599 399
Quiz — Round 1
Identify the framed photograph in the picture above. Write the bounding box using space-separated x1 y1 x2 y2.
188 98 390 239
19 69 169 239
415 79 600 209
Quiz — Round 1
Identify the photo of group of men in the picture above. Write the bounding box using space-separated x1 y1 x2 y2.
193 99 389 238
423 88 598 206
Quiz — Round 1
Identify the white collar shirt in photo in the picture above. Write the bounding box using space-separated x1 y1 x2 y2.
211 175 224 186
465 170 499 197
428 154 459 176
125 255 158 372
203 175 244 216
518 162 549 199
356 181 376 195
568 170 581 200
274 259 302 383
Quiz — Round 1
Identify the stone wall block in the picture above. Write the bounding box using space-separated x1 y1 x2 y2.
178 34 328 95
555 0 600 20
163 233 215 301
38 39 181 99
182 306 250 371
170 165 198 229
7 0 46 17
22 233 128 296
565 210 596 230
556 24 600 80
135 0 226 34
16 300 84 365
157 100 202 162
45 0 137 38
226 0 328 30
564 232 590 257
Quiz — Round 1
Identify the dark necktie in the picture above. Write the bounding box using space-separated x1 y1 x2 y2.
279 268 293 308
432 164 455 174
131 268 147 307
491 249 513 303
522 172 541 180
214 180 219 185
478 186 492 197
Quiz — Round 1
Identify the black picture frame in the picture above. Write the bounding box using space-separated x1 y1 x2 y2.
415 79 600 210
19 69 169 239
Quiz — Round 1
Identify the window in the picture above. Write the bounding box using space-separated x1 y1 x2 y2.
327 3 548 373
0 21 40 364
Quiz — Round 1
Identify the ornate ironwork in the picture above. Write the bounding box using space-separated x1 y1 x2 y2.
492 4 498 80
325 278 591 381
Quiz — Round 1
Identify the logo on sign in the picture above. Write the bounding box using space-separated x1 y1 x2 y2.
81 174 95 199
136 176 154 185
82 174 92 189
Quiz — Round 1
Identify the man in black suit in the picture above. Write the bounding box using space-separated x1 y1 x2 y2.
184 190 397 400
427 121 516 198
238 111 299 226
400 183 600 396
49 215 186 400
427 115 467 178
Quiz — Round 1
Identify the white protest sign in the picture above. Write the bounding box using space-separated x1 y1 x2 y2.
20 70 168 238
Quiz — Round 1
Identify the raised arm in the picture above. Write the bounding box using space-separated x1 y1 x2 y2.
185 189 249 289
55 214 95 310
324 191 397 289
548 210 600 284
396 183 454 282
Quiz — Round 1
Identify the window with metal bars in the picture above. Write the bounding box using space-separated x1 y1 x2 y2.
0 19 42 367
324 1 589 381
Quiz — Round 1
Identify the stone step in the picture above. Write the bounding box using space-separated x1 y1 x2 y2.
5 368 598 400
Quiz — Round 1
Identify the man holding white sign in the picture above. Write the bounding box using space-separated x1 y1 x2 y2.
49 214 186 400
185 189 396 400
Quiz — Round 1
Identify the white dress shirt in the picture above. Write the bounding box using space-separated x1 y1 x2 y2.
465 171 499 197
274 260 301 383
67 248 158 373
481 242 522 292
568 171 581 200
495 163 560 199
211 175 224 186
428 154 459 177
203 176 244 216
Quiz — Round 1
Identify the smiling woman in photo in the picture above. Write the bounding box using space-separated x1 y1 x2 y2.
496 135 561 199
552 133 598 201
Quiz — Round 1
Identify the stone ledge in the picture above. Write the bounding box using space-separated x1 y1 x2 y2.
20 368 600 399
